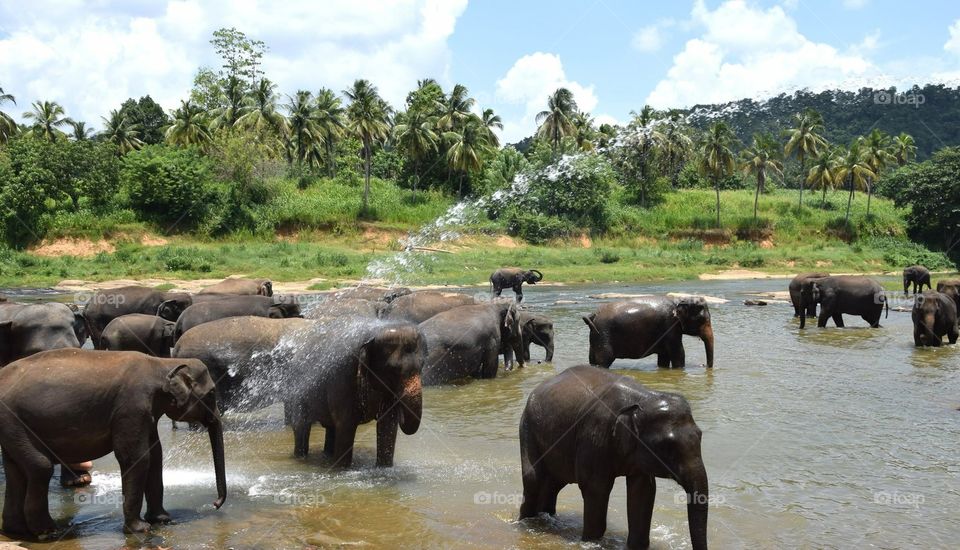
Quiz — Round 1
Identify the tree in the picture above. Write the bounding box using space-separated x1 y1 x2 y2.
481 108 503 149
285 90 320 167
859 128 893 217
211 75 250 130
436 83 475 131
698 121 738 227
393 110 438 198
536 88 578 156
237 78 286 139
445 115 492 198
344 79 391 212
658 113 693 187
784 108 826 207
571 111 595 152
891 132 917 167
807 146 840 207
0 85 16 144
740 133 783 221
165 99 213 148
835 140 875 224
23 100 73 142
210 27 267 88
101 109 144 155
313 88 345 176
118 96 169 145
69 121 94 141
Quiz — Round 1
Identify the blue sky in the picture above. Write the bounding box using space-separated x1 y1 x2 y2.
2 0 959 142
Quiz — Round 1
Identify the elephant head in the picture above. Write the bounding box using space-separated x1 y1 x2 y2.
799 280 825 329
522 314 555 362
161 320 178 349
358 324 424 435
9 303 81 359
158 294 193 321
162 360 227 509
674 297 714 368
523 269 544 285
258 279 274 297
67 303 89 346
268 300 302 319
613 396 708 550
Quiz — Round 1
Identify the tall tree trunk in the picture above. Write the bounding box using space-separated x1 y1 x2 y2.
363 141 371 213
798 155 805 208
821 183 827 208
458 171 464 199
866 177 872 217
413 158 419 201
754 170 763 221
714 174 721 228
845 175 854 224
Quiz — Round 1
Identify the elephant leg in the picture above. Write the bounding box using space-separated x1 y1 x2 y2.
330 422 358 468
670 344 686 369
513 285 524 303
144 428 170 524
479 346 499 379
832 313 844 328
114 436 152 534
494 287 503 297
2 452 29 536
914 328 923 347
948 325 958 345
817 311 830 328
579 479 614 541
24 461 55 538
323 425 336 457
626 475 656 550
519 441 544 519
656 353 670 368
375 410 399 468
292 420 311 458
538 475 565 516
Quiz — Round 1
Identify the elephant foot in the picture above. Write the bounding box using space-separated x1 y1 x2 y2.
145 509 172 524
27 517 58 541
1 518 30 539
123 519 152 534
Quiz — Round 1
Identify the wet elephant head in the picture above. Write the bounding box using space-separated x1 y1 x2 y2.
268 299 302 319
359 324 424 435
799 279 825 329
157 294 193 321
8 303 82 360
675 297 714 368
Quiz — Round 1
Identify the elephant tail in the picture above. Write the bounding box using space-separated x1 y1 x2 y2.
582 313 599 334
884 293 889 319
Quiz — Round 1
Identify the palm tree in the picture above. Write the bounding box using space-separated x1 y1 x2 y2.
101 110 144 154
740 133 783 221
634 104 657 126
697 121 738 228
784 108 826 207
445 115 492 197
536 88 578 156
436 83 475 131
285 90 320 166
237 78 286 137
313 88 345 176
807 147 840 208
835 140 876 224
23 100 73 141
393 110 438 199
481 108 503 149
659 114 693 188
571 111 595 152
344 79 391 212
860 129 893 217
891 132 917 167
165 99 213 147
211 75 249 130
0 85 17 144
70 121 94 141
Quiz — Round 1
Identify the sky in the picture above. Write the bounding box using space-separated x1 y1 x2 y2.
1 0 959 143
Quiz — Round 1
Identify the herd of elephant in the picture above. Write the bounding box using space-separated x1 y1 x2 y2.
0 263 954 548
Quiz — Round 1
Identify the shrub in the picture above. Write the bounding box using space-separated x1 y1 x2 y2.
527 153 614 231
505 211 574 245
121 145 219 230
595 249 621 264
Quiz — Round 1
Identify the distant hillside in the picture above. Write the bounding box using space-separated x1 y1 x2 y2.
682 84 960 159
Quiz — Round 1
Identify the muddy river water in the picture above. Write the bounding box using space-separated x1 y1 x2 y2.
0 278 958 549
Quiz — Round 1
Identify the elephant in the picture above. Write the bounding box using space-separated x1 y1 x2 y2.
418 300 524 385
519 311 554 363
173 295 302 340
583 296 714 369
490 267 543 302
936 279 960 312
198 277 273 297
903 265 932 295
380 291 476 323
100 314 176 357
0 302 83 365
789 272 830 317
519 365 708 550
912 291 959 347
328 285 411 303
0 321 12 366
83 286 192 349
305 298 383 320
0 349 226 537
799 276 888 329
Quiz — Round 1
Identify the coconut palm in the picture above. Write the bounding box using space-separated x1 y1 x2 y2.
165 99 213 147
784 108 826 207
481 108 503 149
285 90 320 166
344 79 391 212
835 140 876 224
70 121 94 141
571 111 595 152
101 110 144 154
393 110 438 199
445 115 492 198
740 133 783 221
237 78 286 137
0 85 17 144
659 114 693 188
536 88 578 156
313 88 346 176
211 75 250 130
891 132 917 167
436 83 475 132
23 100 73 141
860 128 893 217
697 121 738 228
807 147 840 208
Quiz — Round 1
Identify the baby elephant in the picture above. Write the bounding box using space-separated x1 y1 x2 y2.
912 291 959 346
903 265 932 295
0 349 226 537
101 314 176 357
520 365 708 549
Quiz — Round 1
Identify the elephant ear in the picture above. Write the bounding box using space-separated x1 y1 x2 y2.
164 364 193 409
612 404 642 457
355 336 377 418
260 280 273 297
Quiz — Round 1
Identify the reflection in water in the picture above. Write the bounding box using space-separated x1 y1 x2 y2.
1 277 958 549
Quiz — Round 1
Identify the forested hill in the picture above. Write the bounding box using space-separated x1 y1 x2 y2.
681 84 960 159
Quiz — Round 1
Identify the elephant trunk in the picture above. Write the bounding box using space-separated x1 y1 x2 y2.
207 414 227 509
700 323 714 369
545 339 554 362
529 269 543 282
398 373 422 435
799 298 808 329
680 459 710 550
922 312 939 346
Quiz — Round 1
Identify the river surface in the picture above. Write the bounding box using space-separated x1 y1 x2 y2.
1 278 958 549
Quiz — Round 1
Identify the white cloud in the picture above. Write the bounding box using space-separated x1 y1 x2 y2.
495 52 597 143
0 0 467 128
646 0 875 108
632 25 664 53
945 19 960 56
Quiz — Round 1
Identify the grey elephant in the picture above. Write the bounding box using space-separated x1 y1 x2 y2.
174 295 302 340
305 298 383 320
799 276 887 328
912 291 959 346
519 310 554 363
328 285 412 303
419 300 524 385
583 296 714 369
381 291 476 323
83 286 192 349
936 279 960 311
0 349 226 537
101 314 176 357
0 302 84 365
789 272 829 317
903 265 932 295
519 365 708 549
199 277 273 297
490 267 543 302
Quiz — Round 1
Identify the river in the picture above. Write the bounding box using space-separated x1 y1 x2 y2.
0 277 957 549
